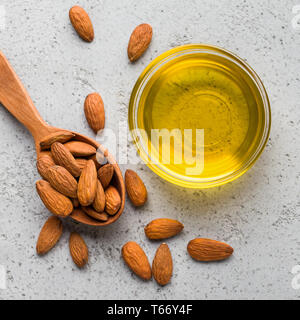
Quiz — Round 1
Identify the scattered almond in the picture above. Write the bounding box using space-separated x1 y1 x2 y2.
128 23 152 62
64 141 96 157
82 206 109 222
46 165 78 198
98 164 114 189
36 154 55 180
187 238 234 262
152 243 173 286
125 169 147 206
84 93 105 133
40 131 75 150
93 180 106 212
77 159 97 206
69 232 89 268
36 216 63 255
105 185 121 215
69 6 94 42
51 142 81 177
145 218 184 240
122 241 151 280
36 180 73 217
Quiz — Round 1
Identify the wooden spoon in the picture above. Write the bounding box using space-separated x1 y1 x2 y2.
0 51 125 226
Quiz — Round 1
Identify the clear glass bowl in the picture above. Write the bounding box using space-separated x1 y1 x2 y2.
128 44 271 188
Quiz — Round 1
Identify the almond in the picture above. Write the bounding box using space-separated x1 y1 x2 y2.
84 93 105 133
64 141 96 157
105 185 121 215
36 180 73 217
36 216 63 255
46 165 78 198
187 238 234 262
127 23 152 62
82 206 109 222
36 154 55 180
125 169 147 206
40 131 75 150
76 158 88 172
93 180 105 212
122 241 151 280
69 232 89 268
77 159 97 206
98 164 114 189
69 6 94 42
152 243 173 286
51 142 81 177
145 218 184 240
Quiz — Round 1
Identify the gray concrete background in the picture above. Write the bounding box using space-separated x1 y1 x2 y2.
0 0 299 300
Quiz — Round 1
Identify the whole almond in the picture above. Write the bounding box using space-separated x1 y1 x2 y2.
125 169 147 206
36 180 73 217
84 93 105 133
36 154 55 179
76 158 88 172
64 141 96 157
128 23 152 62
46 165 78 198
145 218 184 240
152 243 173 286
69 6 94 42
122 241 151 280
98 164 114 189
82 206 109 222
93 180 106 212
36 216 63 255
40 131 75 150
105 185 121 215
187 238 234 262
77 159 97 206
69 232 89 268
51 142 81 177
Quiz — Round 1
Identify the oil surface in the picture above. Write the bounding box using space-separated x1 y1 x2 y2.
136 53 265 183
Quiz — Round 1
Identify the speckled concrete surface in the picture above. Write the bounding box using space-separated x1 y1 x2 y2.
0 0 299 300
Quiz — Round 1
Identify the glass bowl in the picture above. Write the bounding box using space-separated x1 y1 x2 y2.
128 44 271 188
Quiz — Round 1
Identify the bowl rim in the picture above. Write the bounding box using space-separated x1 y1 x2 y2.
128 44 271 188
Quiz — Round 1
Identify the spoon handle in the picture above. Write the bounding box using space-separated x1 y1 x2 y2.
0 51 51 140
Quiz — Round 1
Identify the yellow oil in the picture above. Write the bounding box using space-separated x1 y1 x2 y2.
136 52 266 183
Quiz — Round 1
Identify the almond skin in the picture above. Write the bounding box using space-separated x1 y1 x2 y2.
125 169 147 206
36 180 73 217
46 165 78 198
76 158 88 173
187 238 234 262
36 216 63 255
122 241 151 280
64 141 96 157
84 93 105 133
144 218 184 240
128 23 152 62
152 243 173 286
69 6 94 42
105 185 121 215
82 206 109 222
40 131 75 150
51 142 81 177
69 232 89 268
77 160 97 206
72 198 80 208
36 154 55 180
93 180 106 212
98 164 114 189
